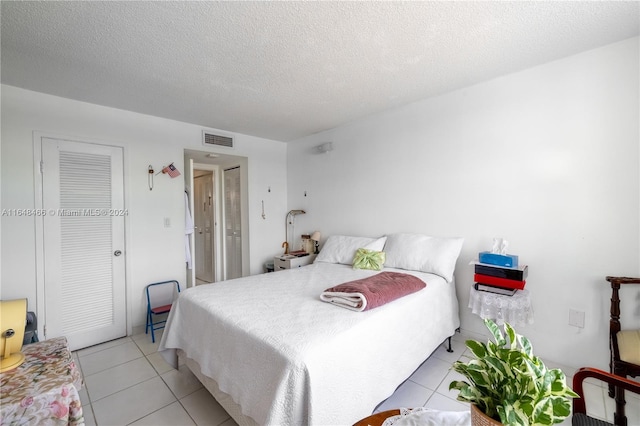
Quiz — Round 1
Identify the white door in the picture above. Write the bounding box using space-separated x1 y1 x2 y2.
224 166 242 280
41 137 126 350
194 172 215 283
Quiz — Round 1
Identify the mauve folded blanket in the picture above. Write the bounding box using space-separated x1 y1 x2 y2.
320 271 426 312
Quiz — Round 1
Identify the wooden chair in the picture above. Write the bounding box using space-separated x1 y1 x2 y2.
572 367 640 426
606 276 640 426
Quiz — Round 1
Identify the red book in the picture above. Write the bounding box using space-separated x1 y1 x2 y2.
474 273 526 290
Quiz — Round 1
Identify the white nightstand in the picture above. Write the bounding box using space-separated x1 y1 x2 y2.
274 254 315 270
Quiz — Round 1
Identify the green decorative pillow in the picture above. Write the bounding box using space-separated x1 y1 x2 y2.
352 248 386 271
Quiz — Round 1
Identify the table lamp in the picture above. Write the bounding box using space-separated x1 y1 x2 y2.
1 299 27 372
283 210 306 254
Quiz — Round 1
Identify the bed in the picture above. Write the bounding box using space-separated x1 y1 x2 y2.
159 233 463 425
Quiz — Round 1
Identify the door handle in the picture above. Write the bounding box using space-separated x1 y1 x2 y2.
114 250 122 256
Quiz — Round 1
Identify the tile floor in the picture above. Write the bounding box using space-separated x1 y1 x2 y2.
73 330 639 425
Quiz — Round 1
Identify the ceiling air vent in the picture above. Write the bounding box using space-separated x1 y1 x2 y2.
203 131 234 149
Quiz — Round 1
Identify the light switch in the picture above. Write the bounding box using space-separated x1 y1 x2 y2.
569 309 585 328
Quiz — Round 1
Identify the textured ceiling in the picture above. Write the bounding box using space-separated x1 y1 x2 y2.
2 1 639 142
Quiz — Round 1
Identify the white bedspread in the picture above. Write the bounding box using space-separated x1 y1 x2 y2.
159 263 459 425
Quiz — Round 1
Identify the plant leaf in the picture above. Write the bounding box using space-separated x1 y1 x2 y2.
484 355 510 380
485 319 506 347
518 333 534 357
532 398 554 425
550 396 573 418
504 322 518 350
500 403 529 426
467 339 487 359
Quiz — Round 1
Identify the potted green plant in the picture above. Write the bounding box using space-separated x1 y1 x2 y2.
449 319 578 426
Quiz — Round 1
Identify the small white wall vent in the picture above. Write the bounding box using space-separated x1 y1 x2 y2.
203 131 234 149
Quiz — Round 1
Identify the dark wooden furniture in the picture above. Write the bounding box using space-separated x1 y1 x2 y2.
572 367 640 426
606 276 640 426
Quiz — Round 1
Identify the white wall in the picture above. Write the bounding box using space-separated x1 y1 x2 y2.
2 37 638 368
287 37 640 370
1 85 288 332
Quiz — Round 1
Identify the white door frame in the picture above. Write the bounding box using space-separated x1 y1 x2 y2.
33 131 131 340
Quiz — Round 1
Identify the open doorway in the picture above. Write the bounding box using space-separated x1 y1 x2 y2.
184 149 249 288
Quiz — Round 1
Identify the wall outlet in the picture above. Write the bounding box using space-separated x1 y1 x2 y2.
569 309 585 328
164 217 171 228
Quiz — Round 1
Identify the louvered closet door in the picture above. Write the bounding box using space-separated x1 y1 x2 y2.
224 166 242 280
41 138 126 351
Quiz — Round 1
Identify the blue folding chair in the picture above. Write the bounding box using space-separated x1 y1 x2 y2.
145 280 180 343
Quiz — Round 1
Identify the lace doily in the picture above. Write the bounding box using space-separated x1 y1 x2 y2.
381 407 471 426
468 286 534 326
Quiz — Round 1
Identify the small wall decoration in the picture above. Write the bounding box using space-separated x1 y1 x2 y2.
148 163 181 190
148 165 154 191
161 163 181 178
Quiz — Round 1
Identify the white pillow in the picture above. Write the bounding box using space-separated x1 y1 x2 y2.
315 235 387 265
383 233 463 282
